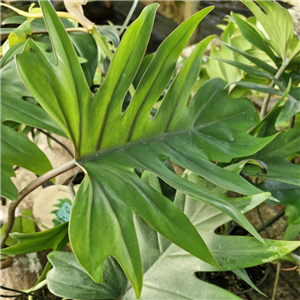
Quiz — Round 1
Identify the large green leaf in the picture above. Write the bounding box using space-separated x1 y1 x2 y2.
15 1 279 296
1 124 52 200
47 171 300 299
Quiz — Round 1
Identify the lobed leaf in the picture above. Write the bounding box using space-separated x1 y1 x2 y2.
47 170 300 299
15 1 278 297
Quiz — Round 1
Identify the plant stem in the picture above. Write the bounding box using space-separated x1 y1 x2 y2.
260 62 287 119
0 160 76 249
271 262 281 300
118 0 138 36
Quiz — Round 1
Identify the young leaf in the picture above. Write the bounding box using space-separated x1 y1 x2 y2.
241 0 295 61
231 12 277 63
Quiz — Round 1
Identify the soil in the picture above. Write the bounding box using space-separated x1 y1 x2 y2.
196 264 269 294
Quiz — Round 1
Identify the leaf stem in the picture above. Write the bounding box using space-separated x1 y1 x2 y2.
271 262 281 300
38 129 73 158
0 160 76 249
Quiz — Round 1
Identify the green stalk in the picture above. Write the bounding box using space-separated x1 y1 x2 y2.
260 46 300 119
260 62 288 119
0 161 76 249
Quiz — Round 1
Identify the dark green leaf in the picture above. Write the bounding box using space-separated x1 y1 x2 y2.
276 87 300 126
230 81 282 95
244 126 300 186
68 32 98 87
211 57 274 80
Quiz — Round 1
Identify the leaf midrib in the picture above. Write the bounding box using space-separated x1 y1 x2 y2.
77 111 245 165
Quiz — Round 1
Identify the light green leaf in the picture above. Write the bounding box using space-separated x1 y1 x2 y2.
284 224 300 241
222 42 277 74
0 222 68 255
1 124 53 201
0 209 35 246
47 252 128 299
241 0 295 61
231 12 277 63
0 21 32 55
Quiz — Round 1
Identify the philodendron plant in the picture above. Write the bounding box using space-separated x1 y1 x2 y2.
1 0 299 299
